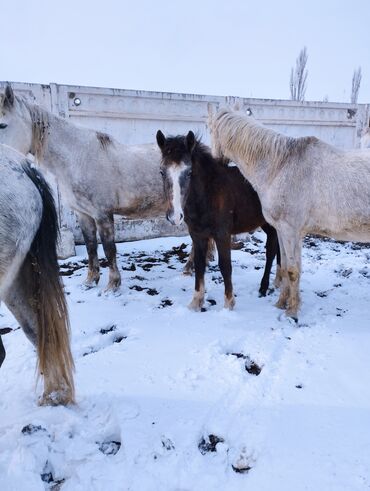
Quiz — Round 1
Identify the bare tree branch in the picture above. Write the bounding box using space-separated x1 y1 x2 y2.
290 47 308 101
351 66 362 104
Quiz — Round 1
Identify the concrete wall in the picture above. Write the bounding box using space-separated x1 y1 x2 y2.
1 81 369 243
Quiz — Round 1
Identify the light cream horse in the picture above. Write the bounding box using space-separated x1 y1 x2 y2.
208 106 370 320
0 85 167 291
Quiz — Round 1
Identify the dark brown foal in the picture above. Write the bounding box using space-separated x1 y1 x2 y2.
156 130 280 310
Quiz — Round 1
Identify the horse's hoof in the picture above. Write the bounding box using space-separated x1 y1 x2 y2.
285 310 299 323
258 289 267 297
188 300 203 311
224 296 235 310
81 282 96 291
102 286 121 296
39 391 75 407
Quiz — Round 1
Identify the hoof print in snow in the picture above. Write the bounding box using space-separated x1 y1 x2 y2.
41 461 65 489
146 288 159 296
22 424 47 435
114 334 127 344
207 298 217 306
122 263 136 271
227 353 262 376
198 434 224 455
336 308 347 317
359 267 370 278
335 267 352 278
315 290 329 298
158 298 173 308
98 440 121 456
161 436 175 451
232 462 253 474
245 357 262 376
83 347 98 357
232 449 254 474
295 384 303 389
100 324 117 335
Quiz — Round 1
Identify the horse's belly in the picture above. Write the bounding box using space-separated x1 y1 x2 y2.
307 223 370 243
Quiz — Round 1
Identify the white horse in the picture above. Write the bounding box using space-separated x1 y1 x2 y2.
0 144 74 405
208 106 370 320
0 85 167 291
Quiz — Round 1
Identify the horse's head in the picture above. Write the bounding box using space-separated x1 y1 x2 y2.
0 84 33 155
156 130 195 226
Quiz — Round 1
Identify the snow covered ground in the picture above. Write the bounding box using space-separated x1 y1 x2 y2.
0 231 370 491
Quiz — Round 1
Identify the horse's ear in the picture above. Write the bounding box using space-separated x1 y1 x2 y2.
4 84 14 109
186 131 196 152
156 130 166 149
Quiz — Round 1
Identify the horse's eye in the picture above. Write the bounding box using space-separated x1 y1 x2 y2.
0 123 8 129
159 169 165 177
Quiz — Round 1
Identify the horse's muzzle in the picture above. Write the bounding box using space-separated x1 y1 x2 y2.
166 211 184 226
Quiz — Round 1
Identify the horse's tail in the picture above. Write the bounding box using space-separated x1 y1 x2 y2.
23 162 75 405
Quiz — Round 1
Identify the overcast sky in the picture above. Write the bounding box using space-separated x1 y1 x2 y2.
2 0 370 103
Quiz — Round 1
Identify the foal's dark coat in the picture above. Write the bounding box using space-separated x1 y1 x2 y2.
157 130 280 309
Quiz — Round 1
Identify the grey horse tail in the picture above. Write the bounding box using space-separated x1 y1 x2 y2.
22 161 75 404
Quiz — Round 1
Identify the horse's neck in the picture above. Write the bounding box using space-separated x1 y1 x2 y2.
188 157 218 203
36 111 83 176
223 146 269 194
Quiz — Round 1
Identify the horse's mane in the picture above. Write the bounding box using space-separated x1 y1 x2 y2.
16 97 114 159
192 138 229 169
16 96 50 161
213 109 317 167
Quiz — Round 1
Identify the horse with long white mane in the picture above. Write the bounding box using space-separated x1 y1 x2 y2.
0 144 74 405
208 105 370 320
0 84 166 292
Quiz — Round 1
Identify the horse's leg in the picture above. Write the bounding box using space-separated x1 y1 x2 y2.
275 239 282 288
183 243 195 275
96 214 121 292
184 238 215 276
188 236 208 311
275 230 290 310
214 234 235 309
276 227 302 320
259 224 278 296
206 238 216 263
285 234 302 320
77 212 100 287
